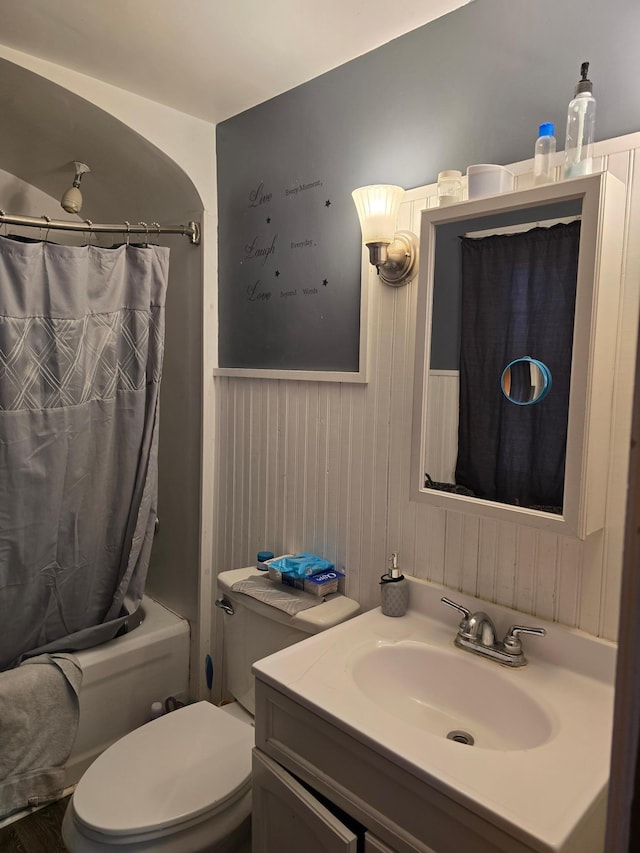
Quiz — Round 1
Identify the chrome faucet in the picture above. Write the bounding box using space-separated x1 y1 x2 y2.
441 597 546 667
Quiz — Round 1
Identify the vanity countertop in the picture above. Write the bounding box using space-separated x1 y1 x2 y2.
252 575 616 853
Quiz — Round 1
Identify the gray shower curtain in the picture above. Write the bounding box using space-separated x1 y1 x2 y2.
0 236 169 670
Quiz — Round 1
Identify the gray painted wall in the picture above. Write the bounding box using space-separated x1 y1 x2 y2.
217 0 640 325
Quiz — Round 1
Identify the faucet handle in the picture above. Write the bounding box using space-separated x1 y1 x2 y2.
441 597 472 623
503 624 547 655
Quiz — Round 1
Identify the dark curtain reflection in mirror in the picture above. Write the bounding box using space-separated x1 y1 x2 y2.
454 221 580 511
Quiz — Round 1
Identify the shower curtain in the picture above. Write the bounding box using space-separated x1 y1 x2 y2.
0 236 169 670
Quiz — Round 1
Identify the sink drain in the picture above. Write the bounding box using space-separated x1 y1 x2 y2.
447 730 474 746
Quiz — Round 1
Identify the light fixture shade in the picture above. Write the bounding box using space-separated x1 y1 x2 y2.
351 184 404 244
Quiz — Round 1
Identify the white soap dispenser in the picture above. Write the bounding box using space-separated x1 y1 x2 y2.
380 552 409 617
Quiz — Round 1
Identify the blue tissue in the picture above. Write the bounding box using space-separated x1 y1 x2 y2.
268 552 334 579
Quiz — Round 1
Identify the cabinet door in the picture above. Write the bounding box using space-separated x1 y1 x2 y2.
364 830 437 853
252 749 359 853
365 832 398 852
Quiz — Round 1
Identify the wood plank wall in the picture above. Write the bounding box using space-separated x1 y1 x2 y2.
212 133 640 642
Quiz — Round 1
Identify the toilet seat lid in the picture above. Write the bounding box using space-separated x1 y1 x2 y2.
73 701 253 837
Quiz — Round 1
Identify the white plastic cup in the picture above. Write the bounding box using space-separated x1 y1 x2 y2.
466 164 514 199
437 170 463 206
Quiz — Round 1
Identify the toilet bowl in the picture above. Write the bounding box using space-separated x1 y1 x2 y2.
63 565 360 852
62 701 254 853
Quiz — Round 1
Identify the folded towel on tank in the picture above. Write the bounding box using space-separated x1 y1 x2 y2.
230 574 322 615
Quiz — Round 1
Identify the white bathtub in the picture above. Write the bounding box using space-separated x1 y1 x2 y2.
65 595 190 786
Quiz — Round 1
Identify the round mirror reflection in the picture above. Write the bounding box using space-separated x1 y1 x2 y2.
501 357 552 405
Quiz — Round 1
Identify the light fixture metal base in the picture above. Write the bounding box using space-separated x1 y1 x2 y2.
367 230 418 287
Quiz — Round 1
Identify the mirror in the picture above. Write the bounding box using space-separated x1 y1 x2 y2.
501 357 552 405
425 197 582 514
410 173 625 538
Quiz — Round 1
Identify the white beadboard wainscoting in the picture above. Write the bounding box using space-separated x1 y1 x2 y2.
212 133 640 642
425 371 459 484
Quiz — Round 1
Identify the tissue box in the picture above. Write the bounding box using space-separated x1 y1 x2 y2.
267 562 344 596
301 569 345 596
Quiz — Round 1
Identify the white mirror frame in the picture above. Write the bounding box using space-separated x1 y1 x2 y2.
410 172 625 539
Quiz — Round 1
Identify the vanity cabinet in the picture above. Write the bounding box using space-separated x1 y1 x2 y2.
253 748 404 853
252 749 359 852
253 679 541 853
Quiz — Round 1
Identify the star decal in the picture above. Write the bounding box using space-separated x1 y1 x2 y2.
266 216 271 224
275 270 280 277
322 279 328 286
325 200 331 207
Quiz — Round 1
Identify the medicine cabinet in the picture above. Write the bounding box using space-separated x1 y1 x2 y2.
410 172 625 539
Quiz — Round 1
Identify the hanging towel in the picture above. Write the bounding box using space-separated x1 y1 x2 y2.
230 575 322 616
0 653 82 819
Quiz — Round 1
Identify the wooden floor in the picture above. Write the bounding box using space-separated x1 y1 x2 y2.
0 796 70 853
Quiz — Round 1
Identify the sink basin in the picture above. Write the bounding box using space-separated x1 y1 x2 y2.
253 574 616 853
350 640 554 750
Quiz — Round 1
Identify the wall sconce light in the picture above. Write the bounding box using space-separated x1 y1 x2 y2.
351 184 418 287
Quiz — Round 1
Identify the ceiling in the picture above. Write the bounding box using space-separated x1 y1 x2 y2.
0 0 471 123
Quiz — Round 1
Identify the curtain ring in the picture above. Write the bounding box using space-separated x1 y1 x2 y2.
84 219 95 246
138 222 148 246
124 220 131 246
42 214 51 243
152 222 161 245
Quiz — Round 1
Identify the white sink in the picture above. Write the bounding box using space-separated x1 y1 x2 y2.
350 640 553 750
253 575 616 852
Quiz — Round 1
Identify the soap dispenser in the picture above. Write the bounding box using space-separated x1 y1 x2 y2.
563 61 596 178
380 552 409 617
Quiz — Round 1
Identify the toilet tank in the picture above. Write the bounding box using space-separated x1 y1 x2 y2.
217 566 359 714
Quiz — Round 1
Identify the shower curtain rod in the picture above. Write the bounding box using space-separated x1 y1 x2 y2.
0 210 201 245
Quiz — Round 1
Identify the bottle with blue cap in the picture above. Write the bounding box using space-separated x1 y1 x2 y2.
534 122 556 186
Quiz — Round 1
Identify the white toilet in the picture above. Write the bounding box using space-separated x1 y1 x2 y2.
62 566 359 852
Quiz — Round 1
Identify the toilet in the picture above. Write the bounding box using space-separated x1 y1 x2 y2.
62 565 359 852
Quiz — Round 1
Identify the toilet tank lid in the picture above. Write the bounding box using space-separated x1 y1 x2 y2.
218 566 359 634
291 594 360 633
